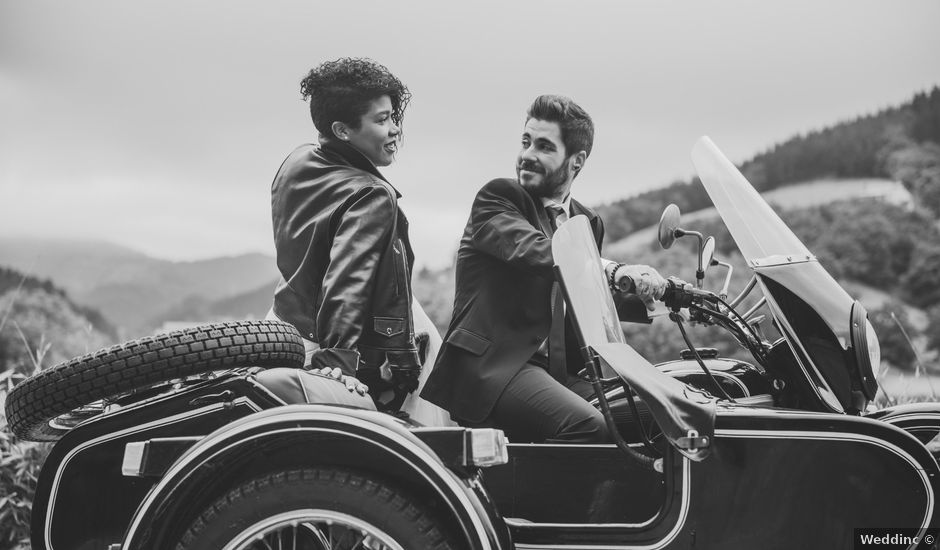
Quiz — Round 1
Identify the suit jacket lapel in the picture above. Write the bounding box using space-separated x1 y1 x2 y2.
570 199 602 246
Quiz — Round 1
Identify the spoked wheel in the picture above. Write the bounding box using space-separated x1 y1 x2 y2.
221 510 403 550
4 320 305 441
176 468 459 550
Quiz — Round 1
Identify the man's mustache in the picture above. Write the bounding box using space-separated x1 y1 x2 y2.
518 161 544 174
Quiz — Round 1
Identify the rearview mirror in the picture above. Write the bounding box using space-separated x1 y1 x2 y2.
701 236 716 271
658 204 681 249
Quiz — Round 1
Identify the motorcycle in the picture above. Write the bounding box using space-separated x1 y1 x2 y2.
6 136 939 550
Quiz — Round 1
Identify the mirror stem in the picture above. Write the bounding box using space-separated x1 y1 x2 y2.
679 229 706 287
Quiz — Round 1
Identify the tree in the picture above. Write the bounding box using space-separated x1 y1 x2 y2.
868 304 918 372
901 243 940 309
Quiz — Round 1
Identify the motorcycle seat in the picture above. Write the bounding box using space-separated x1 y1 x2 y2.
253 367 377 411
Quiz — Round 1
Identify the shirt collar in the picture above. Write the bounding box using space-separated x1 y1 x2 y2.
541 194 572 217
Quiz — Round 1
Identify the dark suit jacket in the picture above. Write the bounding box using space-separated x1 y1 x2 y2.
420 178 608 423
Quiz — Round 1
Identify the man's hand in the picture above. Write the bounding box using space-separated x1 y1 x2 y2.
614 264 667 311
312 366 369 395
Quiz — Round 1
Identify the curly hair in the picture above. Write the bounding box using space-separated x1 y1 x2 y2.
526 94 594 158
300 57 411 138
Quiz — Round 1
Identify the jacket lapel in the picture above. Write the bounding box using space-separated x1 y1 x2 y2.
570 199 602 246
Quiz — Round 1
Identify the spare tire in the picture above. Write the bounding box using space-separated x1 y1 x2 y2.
4 320 305 441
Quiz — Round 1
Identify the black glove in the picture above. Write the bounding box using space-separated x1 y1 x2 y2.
386 349 422 394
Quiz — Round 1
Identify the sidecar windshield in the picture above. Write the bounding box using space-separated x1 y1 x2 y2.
553 216 716 461
691 137 812 264
551 216 626 350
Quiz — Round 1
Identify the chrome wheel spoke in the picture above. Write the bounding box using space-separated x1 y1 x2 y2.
224 511 402 550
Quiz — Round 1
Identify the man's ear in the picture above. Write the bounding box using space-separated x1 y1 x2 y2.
570 151 588 175
331 121 350 141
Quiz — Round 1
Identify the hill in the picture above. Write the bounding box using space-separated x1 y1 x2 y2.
597 86 940 244
605 178 911 258
147 280 277 332
0 237 277 335
0 266 117 374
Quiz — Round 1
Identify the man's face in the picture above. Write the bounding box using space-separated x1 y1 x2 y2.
516 118 572 199
345 95 401 167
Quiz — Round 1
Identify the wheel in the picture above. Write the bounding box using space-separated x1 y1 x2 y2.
175 468 460 550
4 320 304 441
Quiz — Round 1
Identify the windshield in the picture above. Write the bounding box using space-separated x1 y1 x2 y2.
691 137 811 263
691 136 862 413
553 216 716 460
690 137 854 345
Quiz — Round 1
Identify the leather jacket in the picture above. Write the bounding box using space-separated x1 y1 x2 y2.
271 138 420 377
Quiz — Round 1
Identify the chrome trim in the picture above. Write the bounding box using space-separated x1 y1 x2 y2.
509 457 690 549
741 296 766 322
121 442 147 477
121 408 492 550
749 254 815 268
45 397 262 550
661 369 749 397
727 275 757 309
879 413 940 424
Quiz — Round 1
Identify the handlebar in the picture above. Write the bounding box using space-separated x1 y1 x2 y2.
661 277 713 311
660 276 769 364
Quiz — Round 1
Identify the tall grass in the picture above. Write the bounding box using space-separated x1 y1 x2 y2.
0 271 50 550
1 365 50 550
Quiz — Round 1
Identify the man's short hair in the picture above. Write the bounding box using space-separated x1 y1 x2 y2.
526 94 594 158
300 57 411 137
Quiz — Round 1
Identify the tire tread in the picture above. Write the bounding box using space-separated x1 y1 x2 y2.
176 468 458 550
4 320 304 441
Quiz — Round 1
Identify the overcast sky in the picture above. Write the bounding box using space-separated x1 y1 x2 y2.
2 1 939 268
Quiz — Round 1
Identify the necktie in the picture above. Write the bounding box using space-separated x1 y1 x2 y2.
546 205 565 232
545 205 567 382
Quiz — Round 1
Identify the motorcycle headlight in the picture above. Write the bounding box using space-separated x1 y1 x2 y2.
851 301 880 400
864 319 882 380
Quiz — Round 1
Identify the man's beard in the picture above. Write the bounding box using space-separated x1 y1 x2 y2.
518 161 570 198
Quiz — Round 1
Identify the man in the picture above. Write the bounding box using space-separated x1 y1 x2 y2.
420 94 666 443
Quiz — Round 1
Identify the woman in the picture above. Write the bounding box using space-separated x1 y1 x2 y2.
268 58 450 425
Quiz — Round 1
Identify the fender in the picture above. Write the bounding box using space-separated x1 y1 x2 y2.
120 404 509 550
867 402 940 445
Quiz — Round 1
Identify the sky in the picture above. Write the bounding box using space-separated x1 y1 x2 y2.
1 1 939 269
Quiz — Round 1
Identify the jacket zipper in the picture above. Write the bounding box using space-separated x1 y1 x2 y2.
398 237 415 343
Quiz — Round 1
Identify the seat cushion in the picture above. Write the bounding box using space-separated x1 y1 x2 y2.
254 368 377 410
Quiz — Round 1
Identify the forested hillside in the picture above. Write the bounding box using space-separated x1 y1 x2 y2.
0 267 118 372
597 87 940 243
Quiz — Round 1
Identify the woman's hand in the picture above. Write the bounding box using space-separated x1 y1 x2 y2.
312 366 369 395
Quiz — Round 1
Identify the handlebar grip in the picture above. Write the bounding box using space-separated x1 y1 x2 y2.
663 278 694 310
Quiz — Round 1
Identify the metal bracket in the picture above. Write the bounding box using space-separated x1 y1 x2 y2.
676 429 710 451
189 389 235 408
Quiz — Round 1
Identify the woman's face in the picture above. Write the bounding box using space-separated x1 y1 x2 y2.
345 95 401 167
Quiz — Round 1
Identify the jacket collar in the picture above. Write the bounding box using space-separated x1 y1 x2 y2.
318 136 402 198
